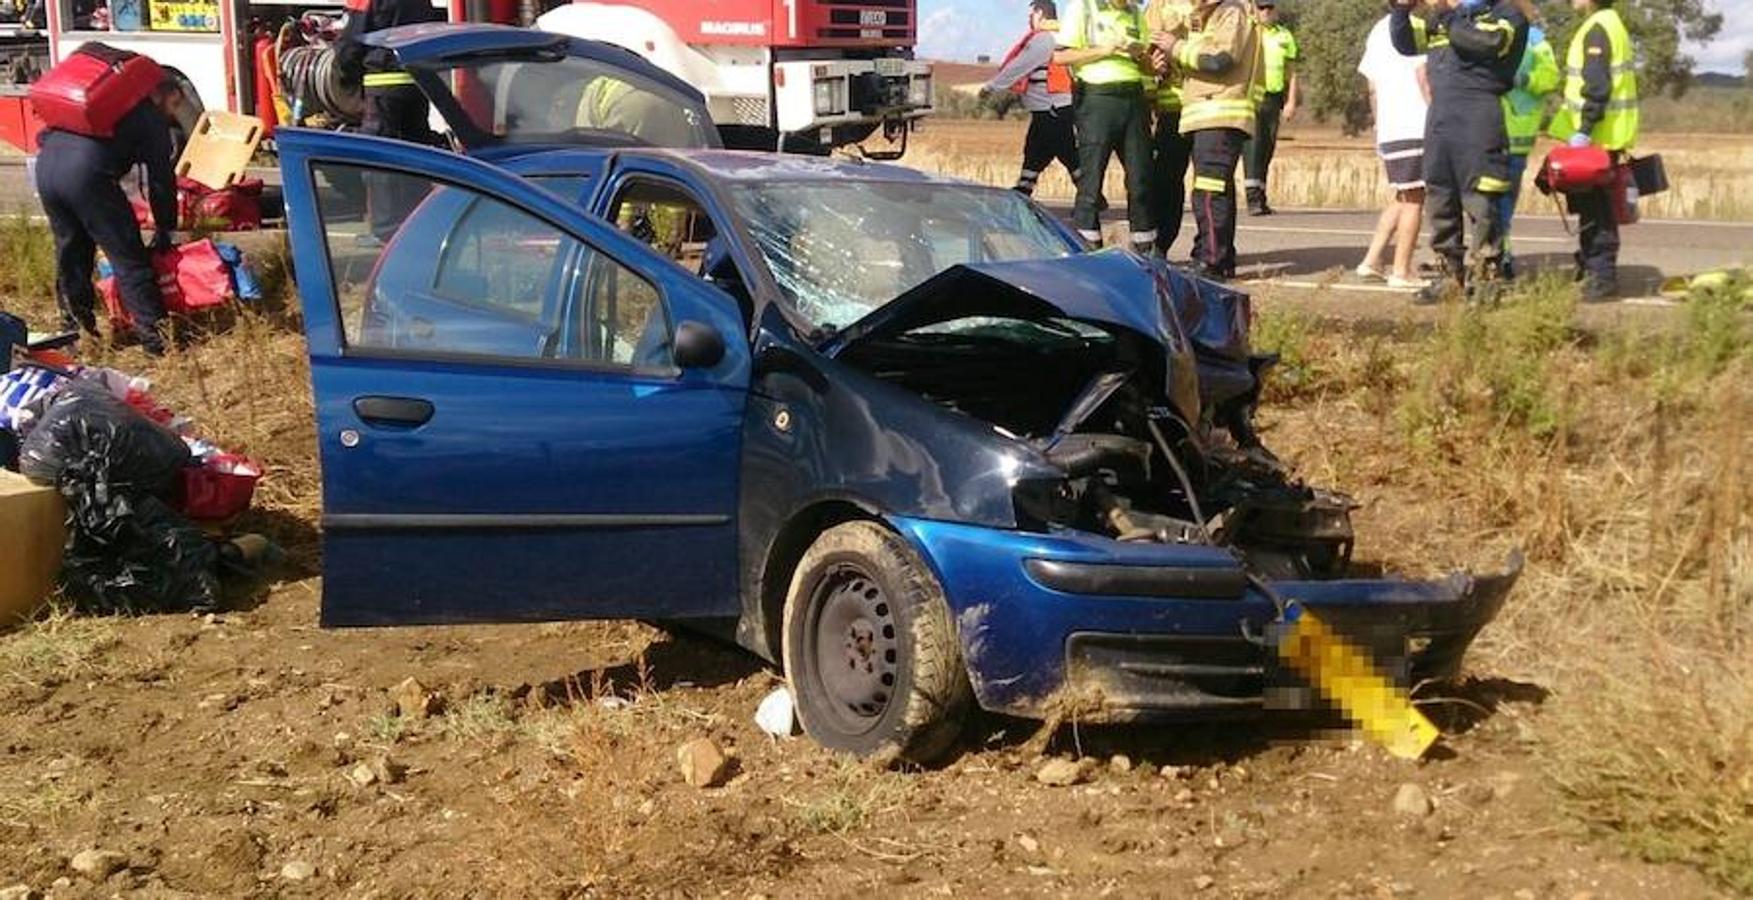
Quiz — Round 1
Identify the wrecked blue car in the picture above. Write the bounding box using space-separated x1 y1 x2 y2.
282 24 1519 763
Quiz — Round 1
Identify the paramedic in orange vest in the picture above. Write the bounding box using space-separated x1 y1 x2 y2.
982 0 1080 196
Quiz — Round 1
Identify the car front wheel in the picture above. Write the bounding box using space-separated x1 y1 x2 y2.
781 521 973 765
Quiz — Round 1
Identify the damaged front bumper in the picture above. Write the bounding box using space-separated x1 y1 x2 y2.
888 516 1521 720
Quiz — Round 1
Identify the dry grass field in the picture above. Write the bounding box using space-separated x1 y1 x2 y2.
906 119 1753 222
0 209 1747 894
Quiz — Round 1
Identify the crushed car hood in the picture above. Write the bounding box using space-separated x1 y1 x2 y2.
822 250 1258 430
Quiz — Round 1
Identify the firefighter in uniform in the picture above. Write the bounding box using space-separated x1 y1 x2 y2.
1242 0 1297 216
1155 0 1261 281
1055 0 1156 254
1549 0 1638 301
1497 22 1560 278
35 81 182 355
336 0 442 241
1390 0 1529 304
1145 0 1194 257
982 0 1079 197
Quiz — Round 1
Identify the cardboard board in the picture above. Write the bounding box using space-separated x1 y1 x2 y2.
0 468 66 627
175 110 265 191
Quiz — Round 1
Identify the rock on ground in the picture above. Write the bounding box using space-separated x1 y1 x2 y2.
281 861 317 882
390 677 443 719
69 849 128 880
0 885 41 900
676 737 733 788
1392 783 1434 818
1035 757 1093 787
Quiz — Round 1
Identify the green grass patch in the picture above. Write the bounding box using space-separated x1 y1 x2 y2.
0 213 57 318
1398 275 1579 446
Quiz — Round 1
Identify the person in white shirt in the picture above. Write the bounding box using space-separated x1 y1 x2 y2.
1355 11 1432 289
981 0 1080 196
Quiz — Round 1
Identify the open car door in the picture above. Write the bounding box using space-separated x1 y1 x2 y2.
365 23 720 155
277 128 750 626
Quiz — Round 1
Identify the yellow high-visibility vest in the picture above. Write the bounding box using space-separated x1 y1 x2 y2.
1549 8 1639 150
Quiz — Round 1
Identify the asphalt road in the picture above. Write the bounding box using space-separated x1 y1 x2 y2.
1061 203 1753 301
2 158 1746 302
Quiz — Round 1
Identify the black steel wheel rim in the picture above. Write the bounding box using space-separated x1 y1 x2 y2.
809 563 900 732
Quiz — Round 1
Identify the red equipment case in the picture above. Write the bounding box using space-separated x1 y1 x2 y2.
28 43 164 139
1535 144 1615 195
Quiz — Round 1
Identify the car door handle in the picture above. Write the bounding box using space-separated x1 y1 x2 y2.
354 396 435 427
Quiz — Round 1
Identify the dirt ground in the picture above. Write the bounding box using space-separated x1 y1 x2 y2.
0 582 1723 899
0 302 1733 898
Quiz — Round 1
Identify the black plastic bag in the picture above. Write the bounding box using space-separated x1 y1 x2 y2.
19 381 189 494
59 493 219 611
19 381 216 611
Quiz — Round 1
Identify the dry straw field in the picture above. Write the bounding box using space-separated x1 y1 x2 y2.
906 119 1753 222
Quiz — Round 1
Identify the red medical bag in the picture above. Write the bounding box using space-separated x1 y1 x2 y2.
29 43 164 139
1535 145 1615 195
100 240 235 328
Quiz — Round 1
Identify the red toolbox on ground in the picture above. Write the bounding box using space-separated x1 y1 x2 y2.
28 43 164 139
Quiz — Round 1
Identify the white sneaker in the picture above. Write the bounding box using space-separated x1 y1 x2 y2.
1355 263 1387 282
1387 274 1430 290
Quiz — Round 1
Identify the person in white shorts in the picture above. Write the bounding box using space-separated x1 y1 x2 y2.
1355 11 1431 289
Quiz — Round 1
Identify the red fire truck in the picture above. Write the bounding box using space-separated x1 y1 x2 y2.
0 0 930 156
539 1 931 155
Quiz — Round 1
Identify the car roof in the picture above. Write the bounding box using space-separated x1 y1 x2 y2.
504 147 976 188
362 22 565 60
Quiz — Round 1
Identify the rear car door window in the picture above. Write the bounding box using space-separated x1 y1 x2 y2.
311 161 669 368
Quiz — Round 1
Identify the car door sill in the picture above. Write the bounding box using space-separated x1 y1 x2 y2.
323 513 730 531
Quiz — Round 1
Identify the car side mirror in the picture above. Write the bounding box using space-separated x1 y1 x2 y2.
673 320 725 369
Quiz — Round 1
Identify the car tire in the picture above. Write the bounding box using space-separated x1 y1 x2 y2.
781 521 973 765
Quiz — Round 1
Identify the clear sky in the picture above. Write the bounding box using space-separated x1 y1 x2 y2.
917 0 1753 75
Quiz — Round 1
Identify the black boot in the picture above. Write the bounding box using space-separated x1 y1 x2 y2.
1246 188 1272 216
1580 276 1620 303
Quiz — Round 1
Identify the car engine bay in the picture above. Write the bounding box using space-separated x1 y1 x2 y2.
833 280 1356 583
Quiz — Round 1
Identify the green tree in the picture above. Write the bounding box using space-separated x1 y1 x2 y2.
1276 0 1381 135
1533 0 1723 100
1282 0 1727 133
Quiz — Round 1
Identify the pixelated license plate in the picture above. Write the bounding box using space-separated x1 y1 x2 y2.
1269 607 1440 760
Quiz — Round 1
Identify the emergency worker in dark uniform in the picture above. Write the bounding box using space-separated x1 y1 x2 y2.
35 80 182 355
1055 0 1157 254
1389 0 1529 304
336 0 442 240
1155 0 1262 281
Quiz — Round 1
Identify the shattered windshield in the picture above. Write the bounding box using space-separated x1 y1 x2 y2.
730 181 1073 331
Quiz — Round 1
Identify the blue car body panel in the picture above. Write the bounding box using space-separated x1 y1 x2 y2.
887 516 1519 716
280 129 750 625
284 121 1517 718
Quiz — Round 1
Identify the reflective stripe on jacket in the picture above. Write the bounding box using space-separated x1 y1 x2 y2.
1059 0 1147 85
1145 0 1194 111
1176 0 1261 135
1549 8 1638 150
1501 32 1559 156
1260 23 1297 94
